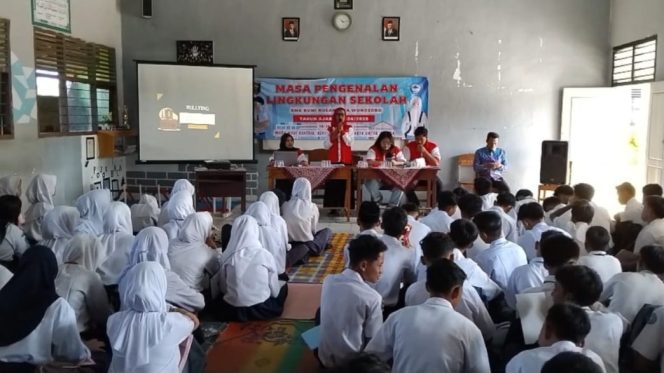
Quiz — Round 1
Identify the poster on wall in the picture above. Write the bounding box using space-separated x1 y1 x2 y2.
254 76 429 145
32 0 71 33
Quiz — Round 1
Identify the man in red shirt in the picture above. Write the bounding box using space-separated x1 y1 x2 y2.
402 127 442 205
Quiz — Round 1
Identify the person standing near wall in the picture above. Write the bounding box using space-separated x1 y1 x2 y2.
474 132 509 191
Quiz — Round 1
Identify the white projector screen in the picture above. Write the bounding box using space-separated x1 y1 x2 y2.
137 62 254 162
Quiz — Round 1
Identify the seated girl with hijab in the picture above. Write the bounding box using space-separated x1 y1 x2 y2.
0 175 21 197
0 246 91 369
40 206 80 265
259 191 290 255
270 133 308 200
282 178 332 267
168 212 220 293
120 227 204 312
364 131 407 207
213 215 288 321
23 174 56 243
130 194 160 233
162 191 196 240
108 262 198 373
99 202 134 262
245 201 289 277
158 179 195 227
55 234 112 336
0 195 29 271
75 189 112 236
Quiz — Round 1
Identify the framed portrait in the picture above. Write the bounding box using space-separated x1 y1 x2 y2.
176 40 214 65
382 17 400 41
334 0 353 10
282 18 300 41
111 179 120 191
85 137 95 160
103 177 111 190
92 181 102 190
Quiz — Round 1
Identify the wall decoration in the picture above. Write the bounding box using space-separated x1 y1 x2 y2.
382 17 400 41
93 181 102 190
85 137 95 160
334 0 353 9
176 41 213 65
282 18 300 41
103 177 111 190
11 52 37 124
31 0 71 33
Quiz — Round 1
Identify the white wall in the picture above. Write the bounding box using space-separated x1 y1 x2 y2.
0 0 123 205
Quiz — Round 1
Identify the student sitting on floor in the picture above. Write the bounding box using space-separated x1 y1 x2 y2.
282 178 332 267
343 201 381 267
551 183 612 245
506 303 606 373
375 207 417 314
473 211 527 290
405 232 495 341
130 194 160 233
402 202 431 279
245 201 289 277
488 192 518 243
39 206 79 265
634 195 664 254
0 195 29 271
0 175 21 197
541 351 604 373
23 174 56 243
162 191 196 240
577 227 622 284
554 199 594 254
259 191 290 260
319 235 386 368
600 244 664 323
522 232 580 294
457 193 489 259
631 306 664 373
513 189 538 220
420 191 457 234
552 265 625 373
157 178 195 227
366 259 491 373
108 262 198 373
99 202 134 263
517 202 569 261
74 189 112 236
214 215 287 322
449 219 502 302
475 177 497 211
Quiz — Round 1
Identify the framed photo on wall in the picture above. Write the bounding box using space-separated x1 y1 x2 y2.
86 137 95 160
334 0 353 10
176 40 214 65
103 177 111 190
282 18 300 41
382 17 400 41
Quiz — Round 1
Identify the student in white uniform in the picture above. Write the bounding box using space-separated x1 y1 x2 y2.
518 202 570 261
74 189 112 236
375 207 417 311
99 202 133 261
0 246 91 368
554 185 574 205
552 265 625 373
513 189 538 221
551 183 612 243
614 182 644 225
215 215 287 321
489 192 518 243
319 235 386 368
458 193 490 260
343 201 382 267
634 195 664 254
23 173 56 243
405 232 495 341
449 219 502 302
366 259 491 373
162 191 196 240
475 177 497 211
119 227 205 313
577 227 621 284
258 191 290 265
631 306 664 373
245 201 288 276
158 178 195 227
541 352 604 373
0 175 21 197
130 194 160 233
56 235 113 334
542 196 564 225
40 206 80 265
521 232 580 295
473 211 527 290
506 303 606 373
402 202 431 279
569 200 594 254
420 191 457 233
600 244 664 323
108 262 198 373
363 131 407 207
0 195 29 271
168 211 219 292
282 178 332 267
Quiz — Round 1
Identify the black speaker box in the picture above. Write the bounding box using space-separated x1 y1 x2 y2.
142 0 152 18
540 141 568 184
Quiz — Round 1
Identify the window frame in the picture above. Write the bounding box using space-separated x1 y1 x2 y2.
0 18 13 139
612 35 658 87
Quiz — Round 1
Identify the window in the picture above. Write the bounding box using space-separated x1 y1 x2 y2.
0 18 12 139
612 35 657 86
34 27 117 136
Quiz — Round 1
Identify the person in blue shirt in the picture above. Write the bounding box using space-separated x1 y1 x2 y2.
474 132 509 191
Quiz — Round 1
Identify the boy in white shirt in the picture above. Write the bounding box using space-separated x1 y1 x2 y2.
552 265 625 373
402 202 431 279
615 182 644 225
343 201 381 267
319 235 386 368
551 183 612 243
522 233 580 294
506 303 606 373
631 306 664 373
570 200 594 254
420 191 457 234
634 195 664 255
473 211 527 290
458 194 490 260
553 185 574 205
542 196 564 226
489 192 518 243
518 202 570 260
366 259 491 373
541 351 604 373
577 227 622 284
475 177 497 211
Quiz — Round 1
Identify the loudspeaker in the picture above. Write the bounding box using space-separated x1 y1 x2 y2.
142 0 152 18
540 141 568 184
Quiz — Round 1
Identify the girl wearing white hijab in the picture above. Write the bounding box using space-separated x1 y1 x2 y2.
245 201 289 275
23 174 56 243
120 227 205 312
214 215 287 321
108 262 198 373
40 206 80 265
99 202 134 261
259 191 291 254
0 195 29 270
162 191 196 240
281 178 332 266
158 179 195 227
130 194 160 233
0 175 21 197
55 234 112 333
168 212 220 292
75 189 112 236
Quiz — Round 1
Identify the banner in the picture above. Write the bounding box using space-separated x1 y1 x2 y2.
254 76 428 141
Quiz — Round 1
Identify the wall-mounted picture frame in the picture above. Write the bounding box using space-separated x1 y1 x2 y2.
103 177 111 190
176 40 214 65
282 17 300 41
85 137 95 160
334 0 353 10
111 179 119 191
93 181 102 190
382 17 400 41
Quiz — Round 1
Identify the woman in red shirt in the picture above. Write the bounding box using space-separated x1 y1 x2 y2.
364 131 407 207
323 108 354 212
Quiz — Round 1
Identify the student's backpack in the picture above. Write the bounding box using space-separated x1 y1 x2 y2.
619 303 661 373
